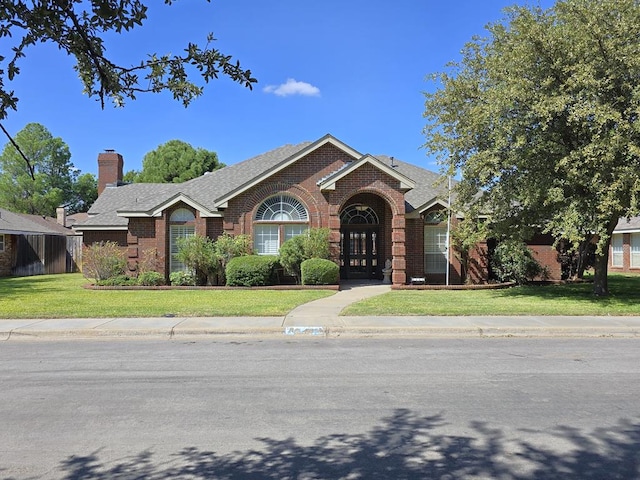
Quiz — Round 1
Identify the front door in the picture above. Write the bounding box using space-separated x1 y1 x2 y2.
340 226 380 279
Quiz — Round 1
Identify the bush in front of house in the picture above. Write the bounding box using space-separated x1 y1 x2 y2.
83 241 127 282
301 258 339 285
169 271 196 286
175 235 217 285
491 240 546 285
279 228 331 283
137 271 165 286
226 255 278 287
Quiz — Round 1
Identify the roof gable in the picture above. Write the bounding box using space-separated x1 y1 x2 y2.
317 154 415 192
214 134 360 208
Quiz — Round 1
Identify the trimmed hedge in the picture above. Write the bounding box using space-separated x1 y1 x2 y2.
226 255 278 287
301 258 339 285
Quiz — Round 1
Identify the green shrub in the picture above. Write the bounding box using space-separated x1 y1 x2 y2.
226 255 278 287
175 235 217 285
301 258 339 285
491 240 545 285
278 235 307 282
96 275 137 286
212 233 253 285
278 228 331 283
137 271 164 286
83 241 126 282
170 271 196 286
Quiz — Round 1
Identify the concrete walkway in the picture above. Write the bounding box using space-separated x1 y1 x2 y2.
2 282 640 340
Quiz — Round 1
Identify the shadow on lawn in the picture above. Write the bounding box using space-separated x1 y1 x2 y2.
0 274 71 295
23 409 640 480
497 275 640 306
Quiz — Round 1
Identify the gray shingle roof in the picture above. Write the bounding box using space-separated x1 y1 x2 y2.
0 208 72 235
75 138 452 229
614 216 640 232
373 155 453 212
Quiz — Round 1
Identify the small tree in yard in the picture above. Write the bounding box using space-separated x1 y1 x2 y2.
83 241 126 282
279 228 330 283
175 235 217 286
212 233 252 284
451 218 488 284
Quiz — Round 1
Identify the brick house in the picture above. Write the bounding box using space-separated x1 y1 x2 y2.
609 216 640 274
74 134 561 285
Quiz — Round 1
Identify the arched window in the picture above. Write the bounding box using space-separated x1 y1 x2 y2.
340 205 379 225
170 208 195 273
254 195 309 255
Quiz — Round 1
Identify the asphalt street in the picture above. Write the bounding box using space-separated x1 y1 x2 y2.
1 337 639 479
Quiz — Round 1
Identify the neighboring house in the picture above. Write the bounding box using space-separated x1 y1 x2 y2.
610 216 640 273
0 207 82 277
74 134 562 285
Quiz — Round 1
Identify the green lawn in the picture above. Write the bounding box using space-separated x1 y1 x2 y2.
0 274 335 318
342 274 640 316
3 273 640 319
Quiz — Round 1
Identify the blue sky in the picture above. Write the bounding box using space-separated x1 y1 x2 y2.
2 0 553 177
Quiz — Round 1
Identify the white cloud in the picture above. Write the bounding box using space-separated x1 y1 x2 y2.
263 78 321 97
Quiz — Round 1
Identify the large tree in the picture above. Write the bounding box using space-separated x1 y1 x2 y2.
423 0 640 296
0 1 255 118
0 122 96 216
125 140 224 183
0 1 256 175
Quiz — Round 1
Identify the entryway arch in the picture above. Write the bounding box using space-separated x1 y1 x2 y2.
339 194 390 280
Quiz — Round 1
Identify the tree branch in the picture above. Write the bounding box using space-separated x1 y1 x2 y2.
0 121 35 179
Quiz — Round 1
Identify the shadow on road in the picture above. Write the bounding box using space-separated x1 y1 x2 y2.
12 409 640 479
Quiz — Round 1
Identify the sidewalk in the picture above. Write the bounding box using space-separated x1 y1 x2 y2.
3 283 640 340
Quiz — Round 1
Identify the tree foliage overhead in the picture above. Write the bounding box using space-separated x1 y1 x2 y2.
423 0 640 296
0 0 256 120
125 139 224 183
0 122 97 216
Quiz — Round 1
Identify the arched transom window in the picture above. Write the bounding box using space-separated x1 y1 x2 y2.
254 194 309 255
170 208 195 273
340 205 379 225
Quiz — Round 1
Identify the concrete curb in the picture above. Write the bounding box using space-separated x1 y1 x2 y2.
4 325 640 341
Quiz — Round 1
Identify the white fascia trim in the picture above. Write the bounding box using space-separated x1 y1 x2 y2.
405 199 451 219
117 194 221 218
613 229 640 234
72 225 129 231
319 155 416 192
214 134 362 208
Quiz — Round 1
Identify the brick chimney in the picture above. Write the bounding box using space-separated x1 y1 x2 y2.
56 206 66 227
97 150 124 195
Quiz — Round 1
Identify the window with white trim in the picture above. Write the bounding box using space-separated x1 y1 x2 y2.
0 234 4 252
170 208 195 273
424 225 448 274
611 233 623 268
254 195 308 254
631 233 640 268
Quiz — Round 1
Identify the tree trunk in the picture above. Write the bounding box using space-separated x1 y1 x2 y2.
592 219 618 296
592 251 609 296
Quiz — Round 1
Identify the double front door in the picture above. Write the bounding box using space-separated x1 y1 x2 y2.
340 226 381 280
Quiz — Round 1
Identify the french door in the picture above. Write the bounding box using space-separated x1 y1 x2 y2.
340 226 380 279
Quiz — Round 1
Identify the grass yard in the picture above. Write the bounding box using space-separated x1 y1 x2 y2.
0 274 335 319
342 274 640 316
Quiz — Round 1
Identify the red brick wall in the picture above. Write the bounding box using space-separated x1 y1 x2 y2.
526 234 562 281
